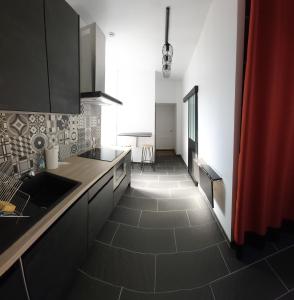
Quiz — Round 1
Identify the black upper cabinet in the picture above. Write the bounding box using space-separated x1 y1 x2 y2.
45 0 80 114
0 0 80 114
0 0 50 112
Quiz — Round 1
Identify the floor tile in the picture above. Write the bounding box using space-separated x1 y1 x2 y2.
178 181 196 188
119 195 157 211
218 241 276 272
120 286 213 300
109 206 140 226
81 242 155 292
158 198 199 211
140 211 189 228
131 180 150 188
168 170 189 175
175 222 224 251
156 246 228 291
211 261 287 300
171 187 200 198
137 174 159 181
66 271 120 300
113 225 175 253
158 175 189 182
141 164 155 170
273 230 294 250
96 221 119 243
144 170 168 175
173 164 186 169
155 165 174 171
267 246 294 289
132 188 171 199
148 181 180 189
131 169 142 175
124 186 136 196
187 205 215 226
277 290 294 300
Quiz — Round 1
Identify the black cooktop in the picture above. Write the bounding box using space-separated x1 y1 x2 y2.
78 148 123 162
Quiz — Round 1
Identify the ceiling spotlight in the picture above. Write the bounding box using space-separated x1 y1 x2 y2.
108 32 115 37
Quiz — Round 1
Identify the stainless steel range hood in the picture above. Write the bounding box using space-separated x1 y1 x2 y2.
80 23 122 105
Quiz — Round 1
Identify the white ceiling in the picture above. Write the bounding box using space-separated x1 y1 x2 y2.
67 0 212 79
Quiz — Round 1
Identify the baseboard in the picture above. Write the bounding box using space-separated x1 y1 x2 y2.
177 154 187 167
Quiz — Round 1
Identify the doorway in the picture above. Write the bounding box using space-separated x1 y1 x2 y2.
155 103 176 152
183 86 198 184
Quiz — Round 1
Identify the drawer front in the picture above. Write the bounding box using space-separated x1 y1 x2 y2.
88 169 113 199
114 174 130 207
88 178 114 249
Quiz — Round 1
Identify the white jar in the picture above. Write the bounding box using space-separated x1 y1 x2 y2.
45 145 59 169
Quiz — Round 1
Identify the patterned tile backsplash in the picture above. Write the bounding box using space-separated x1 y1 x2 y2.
0 103 101 175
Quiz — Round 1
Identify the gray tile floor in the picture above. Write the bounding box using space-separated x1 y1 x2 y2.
67 153 294 300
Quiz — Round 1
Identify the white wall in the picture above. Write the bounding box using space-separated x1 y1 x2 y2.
155 72 182 154
103 68 155 162
103 37 155 161
116 69 155 162
181 0 245 239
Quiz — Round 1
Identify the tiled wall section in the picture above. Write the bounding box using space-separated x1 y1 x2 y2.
0 103 101 175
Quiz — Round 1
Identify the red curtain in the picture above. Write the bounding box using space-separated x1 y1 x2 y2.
233 0 294 245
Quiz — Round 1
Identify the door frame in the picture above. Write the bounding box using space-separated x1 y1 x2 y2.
183 86 198 184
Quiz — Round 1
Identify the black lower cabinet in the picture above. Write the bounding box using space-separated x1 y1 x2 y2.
88 178 114 249
114 174 130 207
126 151 132 180
114 152 131 207
22 193 88 300
0 261 28 300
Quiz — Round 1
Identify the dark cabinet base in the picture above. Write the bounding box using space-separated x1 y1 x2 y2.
114 151 131 206
0 260 28 300
88 178 114 250
23 193 88 300
114 174 130 207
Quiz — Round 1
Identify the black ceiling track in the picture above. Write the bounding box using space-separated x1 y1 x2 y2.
165 7 170 45
183 86 199 102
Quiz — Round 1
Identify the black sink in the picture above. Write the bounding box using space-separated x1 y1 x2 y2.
20 172 81 209
0 172 80 255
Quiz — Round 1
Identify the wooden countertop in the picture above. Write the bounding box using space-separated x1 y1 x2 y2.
118 132 152 137
0 147 131 277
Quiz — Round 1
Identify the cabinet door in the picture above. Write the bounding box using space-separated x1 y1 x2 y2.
0 0 50 112
0 261 28 300
126 151 132 181
113 152 131 206
88 178 114 249
114 174 130 207
23 193 88 300
45 0 80 114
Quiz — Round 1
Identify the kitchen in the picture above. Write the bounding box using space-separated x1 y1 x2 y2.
1 1 294 300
